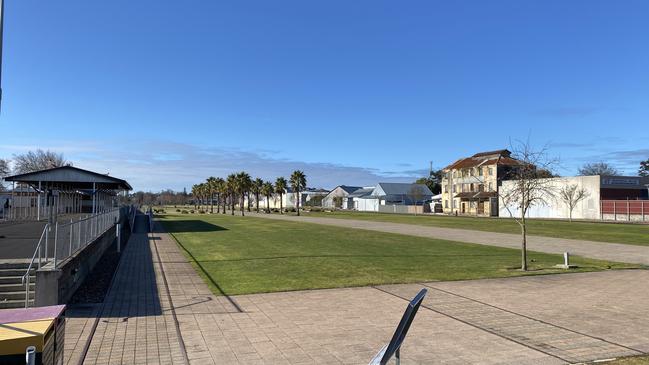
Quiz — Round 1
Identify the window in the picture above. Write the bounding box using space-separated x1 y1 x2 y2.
488 167 493 176
445 200 448 208
488 182 493 191
452 185 456 193
479 167 483 176
479 184 484 192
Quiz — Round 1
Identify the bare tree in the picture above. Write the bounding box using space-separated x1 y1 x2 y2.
0 158 10 191
499 140 558 271
558 184 589 222
578 162 618 176
408 185 427 215
12 150 70 174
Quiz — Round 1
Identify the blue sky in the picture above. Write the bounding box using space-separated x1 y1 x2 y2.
1 1 648 191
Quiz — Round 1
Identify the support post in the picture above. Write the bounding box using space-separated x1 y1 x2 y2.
37 181 41 220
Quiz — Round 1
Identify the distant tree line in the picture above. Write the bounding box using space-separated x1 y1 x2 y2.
190 170 307 216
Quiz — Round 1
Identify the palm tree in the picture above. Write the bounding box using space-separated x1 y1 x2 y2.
191 184 199 209
213 177 225 214
261 181 274 213
200 183 208 211
236 171 252 216
275 177 287 214
226 174 237 215
218 178 228 214
290 171 306 216
253 178 264 213
206 177 217 213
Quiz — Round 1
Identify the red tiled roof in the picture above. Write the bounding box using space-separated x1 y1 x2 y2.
443 150 524 170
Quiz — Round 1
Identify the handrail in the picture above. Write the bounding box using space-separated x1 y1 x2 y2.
22 223 49 308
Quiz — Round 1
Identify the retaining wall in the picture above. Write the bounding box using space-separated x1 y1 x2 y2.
35 219 131 306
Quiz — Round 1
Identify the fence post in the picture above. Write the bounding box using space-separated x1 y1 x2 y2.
613 201 616 221
627 200 630 221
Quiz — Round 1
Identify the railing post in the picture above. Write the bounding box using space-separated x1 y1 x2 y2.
69 219 73 256
116 223 121 253
53 222 59 268
26 346 36 365
24 274 30 309
78 217 82 251
44 225 49 262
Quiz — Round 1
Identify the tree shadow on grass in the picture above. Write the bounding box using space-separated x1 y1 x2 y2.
161 220 228 233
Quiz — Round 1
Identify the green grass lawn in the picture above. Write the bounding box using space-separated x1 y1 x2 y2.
158 213 637 296
302 211 649 246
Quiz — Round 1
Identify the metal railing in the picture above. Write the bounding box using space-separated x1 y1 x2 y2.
22 208 123 308
51 208 120 267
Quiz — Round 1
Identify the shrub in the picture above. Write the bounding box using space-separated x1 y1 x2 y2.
181 210 189 214
176 209 181 212
190 210 195 214
198 210 206 214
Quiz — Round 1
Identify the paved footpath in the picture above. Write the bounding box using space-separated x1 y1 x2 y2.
66 217 649 364
249 213 649 265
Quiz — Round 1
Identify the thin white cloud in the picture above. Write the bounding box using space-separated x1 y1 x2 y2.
2 140 420 191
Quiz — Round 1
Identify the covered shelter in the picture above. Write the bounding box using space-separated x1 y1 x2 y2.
3 166 131 222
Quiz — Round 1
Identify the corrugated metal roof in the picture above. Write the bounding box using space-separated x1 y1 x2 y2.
375 183 433 196
348 187 374 198
339 185 363 194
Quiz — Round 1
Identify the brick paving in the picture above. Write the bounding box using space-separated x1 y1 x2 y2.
68 216 187 365
65 216 649 364
249 213 649 265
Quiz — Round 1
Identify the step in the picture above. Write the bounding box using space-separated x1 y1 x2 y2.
0 262 32 270
0 283 34 293
0 276 33 285
0 291 34 301
0 268 35 277
0 299 33 309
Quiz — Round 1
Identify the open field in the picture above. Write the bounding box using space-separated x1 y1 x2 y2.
301 210 649 246
158 212 636 296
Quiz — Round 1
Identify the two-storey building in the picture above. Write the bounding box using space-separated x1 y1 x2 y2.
441 149 524 216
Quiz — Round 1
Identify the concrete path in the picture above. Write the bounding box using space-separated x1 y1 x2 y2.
65 218 649 364
249 213 649 265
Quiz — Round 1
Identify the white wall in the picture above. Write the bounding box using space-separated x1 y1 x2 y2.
499 175 600 220
354 198 379 212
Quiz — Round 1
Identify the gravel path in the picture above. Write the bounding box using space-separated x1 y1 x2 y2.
249 213 649 265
